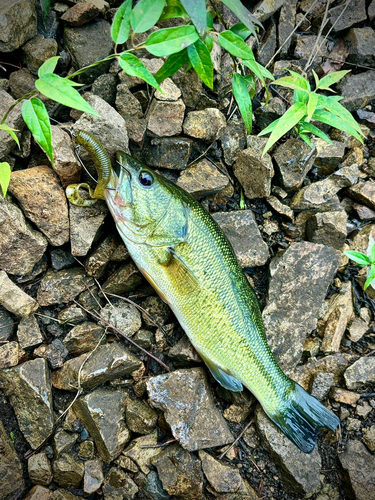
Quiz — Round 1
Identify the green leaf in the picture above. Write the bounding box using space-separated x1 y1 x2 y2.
39 0 50 18
38 56 60 78
221 0 261 37
207 11 214 30
312 108 363 143
364 264 375 289
232 73 252 134
344 251 371 267
258 117 280 136
0 162 11 197
298 133 313 148
307 92 319 121
317 70 350 90
159 0 188 21
21 98 54 167
262 102 307 155
242 59 273 86
111 0 132 44
312 69 320 89
272 73 310 93
217 30 255 60
371 244 375 264
293 89 309 104
187 39 213 89
317 94 364 136
180 0 207 36
205 35 213 53
145 26 199 57
0 124 20 148
230 23 252 40
119 53 161 91
154 49 189 83
130 0 165 33
35 73 100 116
299 121 332 144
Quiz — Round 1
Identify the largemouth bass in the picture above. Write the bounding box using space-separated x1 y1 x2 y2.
71 132 339 453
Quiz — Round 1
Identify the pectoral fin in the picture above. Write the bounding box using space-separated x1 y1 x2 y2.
159 248 200 296
199 351 243 392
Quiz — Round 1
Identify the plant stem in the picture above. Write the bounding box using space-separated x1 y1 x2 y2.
1 90 38 124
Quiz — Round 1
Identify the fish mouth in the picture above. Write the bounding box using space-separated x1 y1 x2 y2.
104 151 135 207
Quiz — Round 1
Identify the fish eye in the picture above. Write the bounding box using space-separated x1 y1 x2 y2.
139 171 154 187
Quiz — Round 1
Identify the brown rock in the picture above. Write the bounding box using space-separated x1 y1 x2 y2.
321 282 353 353
0 420 24 498
0 341 19 369
51 126 81 188
24 485 52 500
37 268 94 306
61 3 100 26
28 451 53 486
101 262 143 296
22 34 58 75
177 158 230 198
233 148 274 199
53 453 84 488
348 180 375 210
0 0 37 53
69 200 108 256
0 270 38 317
339 440 375 500
147 99 185 137
183 108 226 142
330 387 360 406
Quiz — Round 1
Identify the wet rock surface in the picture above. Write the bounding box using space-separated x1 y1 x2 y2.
0 420 24 498
37 268 94 306
177 158 230 198
339 440 375 500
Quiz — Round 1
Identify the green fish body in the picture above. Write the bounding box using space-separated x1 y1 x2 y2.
77 140 339 453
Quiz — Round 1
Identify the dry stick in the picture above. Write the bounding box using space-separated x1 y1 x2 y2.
219 418 254 460
140 438 177 449
84 279 104 311
304 0 331 71
324 58 375 72
72 298 170 372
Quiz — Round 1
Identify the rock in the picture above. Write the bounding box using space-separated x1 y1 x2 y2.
22 34 58 75
34 339 69 369
363 426 375 452
0 358 54 449
24 485 52 500
177 158 230 198
0 420 24 498
122 431 163 474
313 138 346 175
83 459 104 494
0 0 37 52
267 195 294 221
147 368 233 451
344 357 375 390
100 302 142 337
306 210 347 249
171 68 202 109
293 35 328 69
155 78 181 101
50 249 76 271
141 296 171 327
51 126 81 188
220 117 247 166
278 0 298 57
101 262 143 295
256 23 276 67
356 401 372 418
125 399 158 435
336 71 375 112
0 341 20 369
61 2 101 26
168 336 201 367
263 242 341 371
233 147 274 199
223 403 251 423
53 430 78 457
37 268 94 306
346 27 375 69
102 467 138 500
353 203 375 220
199 450 243 493
348 180 375 210
69 199 108 257
0 271 38 317
310 372 334 401
86 234 119 278
53 453 84 488
92 73 117 106
141 136 192 169
78 440 95 459
153 443 203 499
147 99 185 137
52 341 142 391
330 387 360 406
28 452 53 486
183 108 226 141
116 83 143 120
0 90 25 159
17 315 44 350
252 0 283 21
256 407 321 495
63 321 105 355
339 440 375 500
328 0 367 32
9 166 69 246
58 304 87 325
141 470 170 500
51 490 80 500
357 109 375 129
64 19 113 83
0 309 14 341
8 67 36 99
212 210 269 267
347 317 368 342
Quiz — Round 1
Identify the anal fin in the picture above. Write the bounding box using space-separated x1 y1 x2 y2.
199 351 243 392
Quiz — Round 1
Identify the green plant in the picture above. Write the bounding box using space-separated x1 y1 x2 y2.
259 69 365 155
344 246 375 290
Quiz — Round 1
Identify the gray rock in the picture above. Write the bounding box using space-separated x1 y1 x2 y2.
278 0 298 57
9 165 69 246
101 262 143 296
116 83 143 120
183 108 226 141
85 234 120 278
346 27 375 68
171 68 202 109
52 341 142 391
61 2 101 26
370 0 375 20
83 459 104 494
311 372 334 401
57 304 87 325
69 200 108 257
273 138 316 191
267 195 294 221
102 467 138 500
141 137 192 170
0 309 14 341
100 302 142 338
344 357 375 390
64 19 113 83
357 109 375 129
34 339 69 369
73 388 130 462
199 450 243 493
142 470 170 500
0 90 24 159
0 420 24 498
263 242 341 371
153 443 203 499
348 180 375 211
53 453 84 488
22 34 58 75
363 425 375 452
336 71 375 112
177 158 230 198
122 431 163 474
155 78 181 101
50 249 76 271
213 210 269 267
63 321 105 355
25 485 53 500
147 99 185 137
254 97 286 130
8 67 36 100
256 407 321 495
314 139 346 175
306 210 347 249
257 23 276 67
51 126 81 188
293 35 328 69
17 315 44 350
141 296 171 327
220 117 247 166
147 368 233 451
233 147 274 199
53 430 78 457
0 341 19 369
37 268 94 306
252 0 283 21
125 398 158 435
339 440 375 500
0 358 54 449
0 270 38 317
0 0 37 52
132 329 153 351
92 73 117 106
168 336 201 367
28 451 52 486
328 0 367 32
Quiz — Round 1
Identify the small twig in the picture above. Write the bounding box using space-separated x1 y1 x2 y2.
219 418 254 459
141 438 177 449
34 312 75 328
187 141 217 167
304 0 330 71
251 459 261 472
84 279 103 310
94 278 114 309
322 58 375 72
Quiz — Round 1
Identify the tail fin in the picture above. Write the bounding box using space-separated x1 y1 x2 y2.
268 382 340 453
